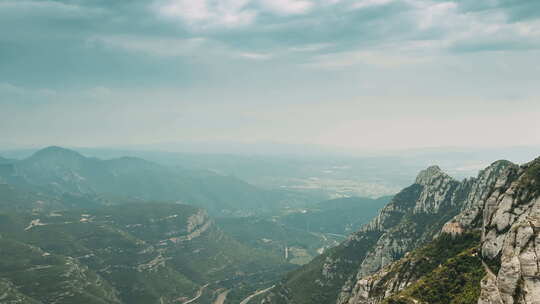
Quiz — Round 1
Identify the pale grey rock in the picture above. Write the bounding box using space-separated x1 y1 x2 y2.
339 160 522 304
337 165 468 304
478 271 503 304
482 228 506 260
452 160 516 229
441 221 465 236
267 159 540 304
479 159 540 304
165 209 212 243
414 165 444 186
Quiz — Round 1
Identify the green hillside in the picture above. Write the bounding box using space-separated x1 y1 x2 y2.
382 233 485 304
0 202 292 304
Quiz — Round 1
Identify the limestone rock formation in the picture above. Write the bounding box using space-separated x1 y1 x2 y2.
340 158 540 304
478 158 540 304
335 161 514 304
263 159 535 304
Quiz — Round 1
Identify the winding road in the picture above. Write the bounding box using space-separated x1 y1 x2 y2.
183 284 209 304
239 285 275 304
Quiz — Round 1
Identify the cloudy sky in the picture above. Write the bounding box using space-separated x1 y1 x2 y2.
1 0 539 151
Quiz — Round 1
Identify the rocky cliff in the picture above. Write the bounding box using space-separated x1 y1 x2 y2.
321 158 539 304
263 158 535 304
477 158 540 304
335 161 514 304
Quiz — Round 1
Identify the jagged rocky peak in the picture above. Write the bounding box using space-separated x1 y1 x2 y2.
430 161 518 235
335 165 468 300
264 157 540 304
414 165 449 185
445 159 518 231
337 159 530 304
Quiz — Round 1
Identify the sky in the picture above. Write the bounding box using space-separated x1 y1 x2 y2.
1 0 539 152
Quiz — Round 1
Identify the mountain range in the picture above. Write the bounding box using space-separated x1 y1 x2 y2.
0 146 387 303
260 157 540 304
2 146 538 304
0 146 305 216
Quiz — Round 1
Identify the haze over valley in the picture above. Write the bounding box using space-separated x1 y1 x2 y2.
1 0 540 303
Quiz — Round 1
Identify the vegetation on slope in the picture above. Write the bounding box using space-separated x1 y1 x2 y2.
383 233 485 304
264 184 425 304
522 157 540 193
0 202 292 304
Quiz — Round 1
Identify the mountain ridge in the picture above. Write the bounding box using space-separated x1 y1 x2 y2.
262 159 521 304
0 146 293 216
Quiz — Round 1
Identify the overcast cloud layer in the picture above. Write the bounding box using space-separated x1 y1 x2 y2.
1 0 539 151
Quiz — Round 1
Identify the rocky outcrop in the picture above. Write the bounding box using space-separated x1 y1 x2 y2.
452 160 517 230
337 160 517 304
339 158 540 304
441 221 465 236
265 163 487 304
167 209 212 243
336 166 480 304
478 158 540 304
264 159 538 304
353 167 461 277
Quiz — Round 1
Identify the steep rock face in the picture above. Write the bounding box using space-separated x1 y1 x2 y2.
354 166 465 279
264 163 501 304
337 161 513 304
478 158 540 304
336 166 476 304
331 158 540 304
262 160 517 304
451 160 516 230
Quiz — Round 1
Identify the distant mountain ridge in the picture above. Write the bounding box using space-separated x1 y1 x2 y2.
0 147 310 304
0 146 291 216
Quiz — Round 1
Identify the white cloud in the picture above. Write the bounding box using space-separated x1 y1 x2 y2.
415 1 457 30
155 0 257 28
383 0 540 53
239 52 273 60
259 0 314 15
288 43 333 52
350 0 394 10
